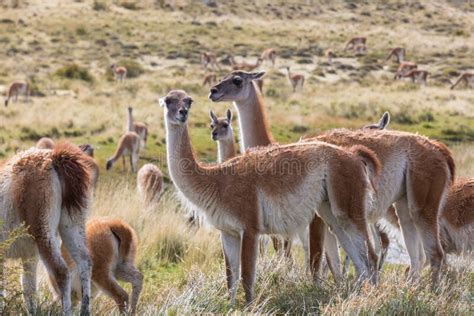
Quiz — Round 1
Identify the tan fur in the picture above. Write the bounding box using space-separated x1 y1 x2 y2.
228 54 263 72
1 143 92 314
36 137 55 149
402 69 429 85
260 48 277 66
4 80 29 107
394 61 418 79
285 66 305 92
386 47 405 63
56 218 143 314
450 72 474 90
344 36 367 51
137 163 164 207
203 73 217 86
201 51 220 70
106 132 141 173
126 106 148 148
211 72 454 282
163 90 379 303
111 64 127 82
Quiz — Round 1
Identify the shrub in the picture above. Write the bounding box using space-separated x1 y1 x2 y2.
55 64 94 83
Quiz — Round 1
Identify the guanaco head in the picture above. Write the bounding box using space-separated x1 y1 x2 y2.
210 109 233 141
160 90 193 125
363 112 391 130
209 71 265 102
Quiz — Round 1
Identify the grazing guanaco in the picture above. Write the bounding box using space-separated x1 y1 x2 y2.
137 163 164 207
344 36 366 51
386 47 405 63
171 89 380 303
36 137 55 149
394 61 418 79
450 72 474 90
228 54 263 72
201 51 220 70
202 73 217 86
0 143 92 315
106 132 141 173
210 71 455 283
402 69 429 85
284 66 305 92
260 48 277 66
126 106 148 148
111 64 127 82
326 49 335 65
4 80 29 107
52 218 143 315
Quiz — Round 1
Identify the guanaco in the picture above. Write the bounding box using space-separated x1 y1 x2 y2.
210 71 455 283
353 43 367 56
52 218 143 315
166 89 381 303
402 69 429 85
106 132 141 172
284 66 305 92
0 143 92 315
126 106 148 148
394 61 418 79
450 72 474 90
111 64 127 82
36 137 55 149
260 48 277 66
228 54 263 72
201 52 220 70
4 80 29 107
202 73 217 86
386 47 405 63
344 36 366 51
137 163 164 207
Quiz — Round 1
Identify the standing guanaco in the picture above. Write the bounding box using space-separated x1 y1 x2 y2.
344 36 367 51
202 73 217 86
386 47 405 63
137 163 164 207
394 61 418 79
402 69 429 85
201 52 220 70
106 132 141 172
54 218 143 315
450 72 474 90
260 48 277 66
284 66 305 92
126 107 148 148
111 64 127 82
4 80 29 107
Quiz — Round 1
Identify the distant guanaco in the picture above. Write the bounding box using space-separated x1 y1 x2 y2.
386 47 405 63
54 218 143 315
202 73 217 86
228 54 263 72
137 163 164 207
4 80 29 107
450 72 474 90
353 43 367 56
36 137 55 149
126 107 148 148
284 66 305 92
325 49 335 65
106 132 141 172
344 36 366 51
111 64 127 82
394 61 418 79
201 52 220 70
402 69 429 85
260 48 277 66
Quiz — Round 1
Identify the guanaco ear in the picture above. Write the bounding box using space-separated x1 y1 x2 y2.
209 110 218 123
159 97 166 107
250 71 265 80
226 109 232 122
378 112 390 130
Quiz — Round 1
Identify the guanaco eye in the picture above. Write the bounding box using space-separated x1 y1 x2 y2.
222 124 229 128
232 77 243 86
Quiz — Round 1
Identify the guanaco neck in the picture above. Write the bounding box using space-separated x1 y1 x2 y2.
165 120 219 207
217 135 236 163
233 81 274 152
127 109 134 132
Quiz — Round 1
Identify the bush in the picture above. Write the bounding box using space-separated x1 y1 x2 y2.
55 64 94 83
